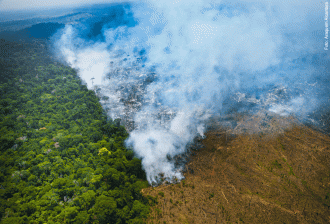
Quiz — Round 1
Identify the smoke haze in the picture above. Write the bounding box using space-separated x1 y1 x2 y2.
0 0 126 11
52 0 329 183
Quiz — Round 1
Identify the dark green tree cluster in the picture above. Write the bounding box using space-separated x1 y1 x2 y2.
0 39 150 223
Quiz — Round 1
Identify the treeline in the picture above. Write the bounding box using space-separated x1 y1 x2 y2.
0 39 152 223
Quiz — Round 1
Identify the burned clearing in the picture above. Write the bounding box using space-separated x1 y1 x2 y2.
143 116 330 223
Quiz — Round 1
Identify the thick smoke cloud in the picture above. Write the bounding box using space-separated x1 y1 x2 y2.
54 0 329 184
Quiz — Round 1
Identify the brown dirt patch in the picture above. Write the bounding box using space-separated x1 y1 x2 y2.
143 120 330 223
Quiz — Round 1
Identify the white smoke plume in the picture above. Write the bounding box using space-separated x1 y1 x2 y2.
54 0 328 184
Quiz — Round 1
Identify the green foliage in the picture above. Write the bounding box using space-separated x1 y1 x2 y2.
0 39 150 223
271 160 282 169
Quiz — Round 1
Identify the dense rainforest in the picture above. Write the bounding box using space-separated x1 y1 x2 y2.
0 38 154 223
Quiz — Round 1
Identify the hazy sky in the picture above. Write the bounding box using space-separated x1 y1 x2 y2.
0 0 127 11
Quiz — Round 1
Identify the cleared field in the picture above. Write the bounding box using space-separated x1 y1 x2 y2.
143 116 330 223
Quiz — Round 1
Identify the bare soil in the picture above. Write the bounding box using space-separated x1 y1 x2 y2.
143 117 330 224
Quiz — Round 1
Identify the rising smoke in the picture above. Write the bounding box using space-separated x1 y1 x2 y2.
54 0 329 184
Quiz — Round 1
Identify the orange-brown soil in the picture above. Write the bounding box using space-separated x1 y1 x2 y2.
143 120 330 223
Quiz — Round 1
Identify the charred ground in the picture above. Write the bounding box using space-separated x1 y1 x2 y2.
143 116 330 224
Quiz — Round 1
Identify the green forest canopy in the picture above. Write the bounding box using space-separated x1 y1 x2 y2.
0 39 155 224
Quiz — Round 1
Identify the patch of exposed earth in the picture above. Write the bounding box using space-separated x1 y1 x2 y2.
143 115 330 223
